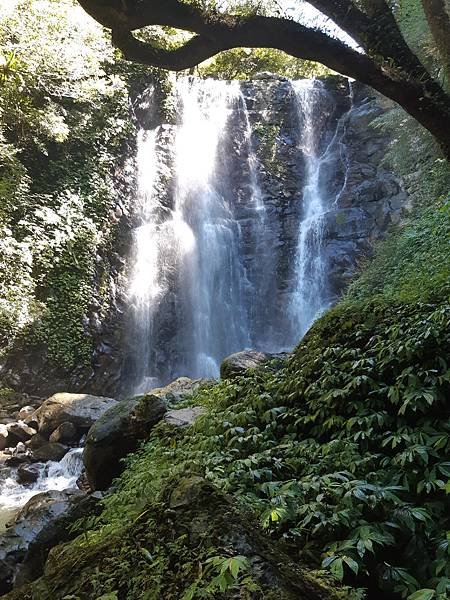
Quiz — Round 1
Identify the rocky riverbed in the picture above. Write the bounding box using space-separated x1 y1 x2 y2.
0 350 280 595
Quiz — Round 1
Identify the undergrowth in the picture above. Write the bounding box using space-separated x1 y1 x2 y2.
79 187 450 599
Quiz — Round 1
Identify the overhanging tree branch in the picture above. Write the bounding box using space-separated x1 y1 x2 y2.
75 0 450 159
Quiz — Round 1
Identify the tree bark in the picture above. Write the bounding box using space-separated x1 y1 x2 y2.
76 0 450 159
422 0 450 80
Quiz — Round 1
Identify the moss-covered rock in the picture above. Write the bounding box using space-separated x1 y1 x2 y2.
4 478 345 599
82 393 166 490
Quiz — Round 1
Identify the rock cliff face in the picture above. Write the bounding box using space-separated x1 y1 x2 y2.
237 75 407 312
1 75 409 397
117 75 408 394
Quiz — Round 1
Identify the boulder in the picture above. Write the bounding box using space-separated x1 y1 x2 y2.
0 490 100 594
83 393 167 490
33 393 117 436
17 407 34 421
5 454 30 467
17 464 40 485
6 423 37 444
22 415 39 431
27 434 48 450
164 407 204 428
0 425 8 451
31 443 68 463
6 478 334 600
49 422 78 444
220 349 274 380
146 377 215 406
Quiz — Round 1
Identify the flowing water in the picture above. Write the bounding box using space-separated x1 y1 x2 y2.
289 80 333 335
127 77 351 393
0 448 83 530
172 79 251 379
288 79 351 337
127 79 261 392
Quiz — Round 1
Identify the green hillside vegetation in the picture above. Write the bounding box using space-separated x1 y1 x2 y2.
8 131 449 599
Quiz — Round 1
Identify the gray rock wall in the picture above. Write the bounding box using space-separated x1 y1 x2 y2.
0 75 409 398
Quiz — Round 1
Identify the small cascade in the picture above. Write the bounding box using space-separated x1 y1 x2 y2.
0 448 83 528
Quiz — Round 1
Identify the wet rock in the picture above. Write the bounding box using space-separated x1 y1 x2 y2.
83 393 166 490
75 470 91 493
22 415 39 431
220 349 274 380
6 423 37 444
0 425 8 451
27 433 48 450
17 407 34 421
33 393 118 436
5 454 30 467
164 407 204 428
31 443 68 463
17 464 40 485
48 422 78 445
0 490 100 593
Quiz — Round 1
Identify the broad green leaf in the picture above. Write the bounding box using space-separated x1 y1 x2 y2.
407 590 435 600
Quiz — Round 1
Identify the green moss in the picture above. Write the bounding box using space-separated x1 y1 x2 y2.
7 478 348 599
345 198 450 303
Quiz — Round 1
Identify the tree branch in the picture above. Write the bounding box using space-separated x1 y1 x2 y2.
75 0 450 158
422 0 450 77
307 0 430 79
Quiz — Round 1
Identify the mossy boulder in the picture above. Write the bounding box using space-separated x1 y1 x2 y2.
143 376 216 405
3 478 340 599
220 349 274 380
82 393 167 490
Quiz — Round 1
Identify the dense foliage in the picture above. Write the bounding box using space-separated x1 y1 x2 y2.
20 185 445 600
0 0 133 374
198 48 332 80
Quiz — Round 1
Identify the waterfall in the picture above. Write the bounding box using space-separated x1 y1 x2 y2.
128 128 163 394
126 77 351 393
288 79 349 337
173 79 251 378
128 79 256 392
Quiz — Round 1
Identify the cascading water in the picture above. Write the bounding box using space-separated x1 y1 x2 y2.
128 128 163 394
126 77 352 392
288 79 349 336
173 79 251 378
0 448 83 530
128 79 256 392
289 80 330 334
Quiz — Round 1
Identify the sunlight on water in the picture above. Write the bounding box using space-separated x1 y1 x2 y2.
126 77 351 392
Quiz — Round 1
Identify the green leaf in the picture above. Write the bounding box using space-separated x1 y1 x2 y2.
407 590 435 600
343 556 359 574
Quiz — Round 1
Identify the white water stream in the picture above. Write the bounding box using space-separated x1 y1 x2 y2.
0 448 83 530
